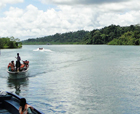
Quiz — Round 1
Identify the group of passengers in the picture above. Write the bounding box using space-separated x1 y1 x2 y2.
8 53 29 72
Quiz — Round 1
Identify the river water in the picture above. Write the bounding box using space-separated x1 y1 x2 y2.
1 45 140 114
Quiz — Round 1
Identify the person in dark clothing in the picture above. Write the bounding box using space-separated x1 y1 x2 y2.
16 53 21 71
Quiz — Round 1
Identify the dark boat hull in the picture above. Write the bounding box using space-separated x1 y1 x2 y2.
0 91 43 114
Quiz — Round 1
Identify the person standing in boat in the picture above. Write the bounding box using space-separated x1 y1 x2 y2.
16 53 21 71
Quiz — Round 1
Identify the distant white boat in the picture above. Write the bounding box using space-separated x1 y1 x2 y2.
33 48 52 52
39 48 44 50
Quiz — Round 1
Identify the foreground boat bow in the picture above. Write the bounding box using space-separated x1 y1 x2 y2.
0 91 43 114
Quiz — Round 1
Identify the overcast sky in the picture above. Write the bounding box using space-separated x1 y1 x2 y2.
0 0 140 40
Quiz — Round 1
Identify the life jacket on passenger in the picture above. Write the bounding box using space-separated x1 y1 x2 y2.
8 61 15 71
8 63 15 71
8 63 11 68
23 60 29 67
20 64 25 68
8 63 12 71
11 64 15 71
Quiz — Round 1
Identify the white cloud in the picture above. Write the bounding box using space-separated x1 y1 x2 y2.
1 0 24 4
0 0 140 40
0 0 24 10
39 0 129 5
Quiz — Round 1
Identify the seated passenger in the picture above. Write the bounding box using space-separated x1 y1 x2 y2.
11 61 15 71
19 98 33 114
8 63 12 71
23 60 29 68
8 61 15 71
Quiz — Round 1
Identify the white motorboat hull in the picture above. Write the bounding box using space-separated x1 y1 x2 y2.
7 66 29 79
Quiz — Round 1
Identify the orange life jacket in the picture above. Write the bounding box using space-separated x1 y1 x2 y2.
11 63 15 71
24 61 29 64
20 64 25 68
23 61 29 67
8 63 11 68
8 63 15 71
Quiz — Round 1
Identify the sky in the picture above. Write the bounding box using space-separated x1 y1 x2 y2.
0 0 140 40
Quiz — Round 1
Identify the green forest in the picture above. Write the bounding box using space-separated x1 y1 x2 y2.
17 24 140 45
85 24 140 45
0 37 22 49
22 30 89 45
22 24 140 45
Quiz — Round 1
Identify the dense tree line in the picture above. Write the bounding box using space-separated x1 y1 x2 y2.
22 24 140 45
84 24 140 45
108 31 140 45
22 30 89 45
0 37 22 49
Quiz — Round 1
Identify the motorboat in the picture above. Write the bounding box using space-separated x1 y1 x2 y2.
7 66 29 74
39 48 43 50
0 91 43 114
7 60 29 78
33 48 52 52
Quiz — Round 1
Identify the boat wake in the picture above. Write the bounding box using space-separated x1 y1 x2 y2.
33 48 52 52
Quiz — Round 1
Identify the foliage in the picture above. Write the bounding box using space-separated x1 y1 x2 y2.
22 30 89 45
22 24 140 45
84 24 140 45
0 37 22 49
108 31 140 45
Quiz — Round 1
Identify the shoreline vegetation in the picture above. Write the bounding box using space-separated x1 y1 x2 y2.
1 24 140 48
22 24 140 45
0 37 22 49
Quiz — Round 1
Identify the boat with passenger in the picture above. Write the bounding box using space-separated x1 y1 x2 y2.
7 60 29 78
0 91 43 114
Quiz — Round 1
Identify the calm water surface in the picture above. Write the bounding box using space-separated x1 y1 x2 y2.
1 45 140 114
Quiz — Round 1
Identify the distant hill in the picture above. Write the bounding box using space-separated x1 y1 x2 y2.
22 24 140 45
22 30 89 45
